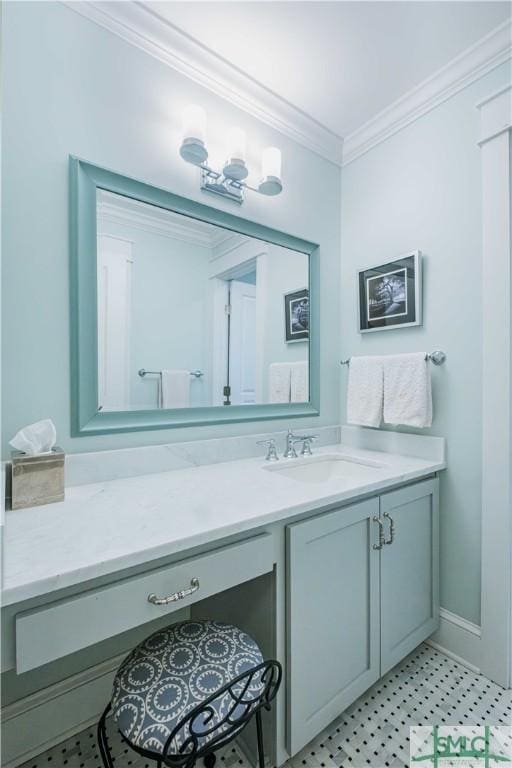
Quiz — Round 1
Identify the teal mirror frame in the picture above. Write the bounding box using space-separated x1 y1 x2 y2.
69 157 320 436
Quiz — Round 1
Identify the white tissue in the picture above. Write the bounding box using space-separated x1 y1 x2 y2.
10 419 57 455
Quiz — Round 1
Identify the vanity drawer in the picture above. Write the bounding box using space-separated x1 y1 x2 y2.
16 532 274 672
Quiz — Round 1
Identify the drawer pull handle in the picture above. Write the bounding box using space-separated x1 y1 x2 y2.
148 577 200 606
383 513 395 545
372 516 385 550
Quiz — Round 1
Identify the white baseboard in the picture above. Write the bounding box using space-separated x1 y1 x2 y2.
426 607 482 674
1 652 125 768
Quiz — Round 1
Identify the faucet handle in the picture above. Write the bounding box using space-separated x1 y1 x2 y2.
257 438 279 462
296 434 318 456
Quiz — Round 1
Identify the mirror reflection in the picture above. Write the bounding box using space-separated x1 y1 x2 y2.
96 190 309 411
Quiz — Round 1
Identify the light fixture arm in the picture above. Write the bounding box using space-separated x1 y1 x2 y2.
197 162 281 205
199 164 246 205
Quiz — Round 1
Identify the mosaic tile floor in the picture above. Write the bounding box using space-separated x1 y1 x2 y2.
20 644 512 768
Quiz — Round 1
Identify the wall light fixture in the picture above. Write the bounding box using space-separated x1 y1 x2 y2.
179 105 283 205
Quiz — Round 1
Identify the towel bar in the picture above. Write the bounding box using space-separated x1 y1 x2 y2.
340 350 446 366
138 369 204 378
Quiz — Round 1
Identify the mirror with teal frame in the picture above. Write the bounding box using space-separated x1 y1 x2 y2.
69 157 320 436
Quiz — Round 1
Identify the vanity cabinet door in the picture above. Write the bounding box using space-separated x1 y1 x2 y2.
286 498 380 755
380 478 439 675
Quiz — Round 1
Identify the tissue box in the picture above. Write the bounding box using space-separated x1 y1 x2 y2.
10 447 65 510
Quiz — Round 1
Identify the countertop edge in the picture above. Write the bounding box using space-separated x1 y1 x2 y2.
2 460 446 608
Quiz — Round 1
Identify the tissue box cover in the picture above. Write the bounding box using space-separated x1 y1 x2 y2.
10 447 65 510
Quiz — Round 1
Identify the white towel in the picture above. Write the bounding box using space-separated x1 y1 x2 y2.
269 363 291 403
160 370 190 409
346 356 384 428
291 361 309 402
383 353 432 428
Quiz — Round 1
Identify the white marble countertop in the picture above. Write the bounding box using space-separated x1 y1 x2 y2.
2 431 446 608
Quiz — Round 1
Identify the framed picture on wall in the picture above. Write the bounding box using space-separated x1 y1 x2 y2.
357 251 422 333
284 287 309 343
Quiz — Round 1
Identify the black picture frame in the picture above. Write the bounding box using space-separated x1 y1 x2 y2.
357 251 422 333
284 288 309 343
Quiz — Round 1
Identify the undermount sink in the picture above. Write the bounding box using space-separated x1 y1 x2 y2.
263 453 384 483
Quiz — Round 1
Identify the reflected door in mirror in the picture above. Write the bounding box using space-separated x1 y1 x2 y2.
228 278 257 405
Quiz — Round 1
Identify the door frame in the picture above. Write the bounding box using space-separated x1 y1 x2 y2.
477 84 512 689
96 234 133 411
209 239 269 405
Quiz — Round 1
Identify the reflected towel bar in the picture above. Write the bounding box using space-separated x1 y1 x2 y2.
340 350 446 366
138 369 204 378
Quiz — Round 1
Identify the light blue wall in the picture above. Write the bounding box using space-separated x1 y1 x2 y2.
130 230 210 409
1 1 341 457
341 62 510 626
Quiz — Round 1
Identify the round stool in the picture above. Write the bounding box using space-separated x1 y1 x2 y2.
97 619 282 768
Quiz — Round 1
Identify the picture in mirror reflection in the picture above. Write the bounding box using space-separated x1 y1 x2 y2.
285 287 309 343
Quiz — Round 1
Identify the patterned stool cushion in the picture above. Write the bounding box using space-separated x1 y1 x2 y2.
111 620 265 757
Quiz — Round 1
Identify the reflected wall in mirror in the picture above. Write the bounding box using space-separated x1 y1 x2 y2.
96 190 310 412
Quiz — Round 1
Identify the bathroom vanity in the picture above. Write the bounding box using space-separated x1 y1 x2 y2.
2 428 445 765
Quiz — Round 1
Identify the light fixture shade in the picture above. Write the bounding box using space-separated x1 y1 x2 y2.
261 147 281 179
223 127 248 181
258 147 283 195
227 127 246 160
180 105 208 165
182 105 206 143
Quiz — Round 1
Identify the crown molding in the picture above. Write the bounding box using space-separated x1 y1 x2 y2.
343 19 512 166
97 198 216 247
64 0 344 166
210 231 252 261
62 2 510 169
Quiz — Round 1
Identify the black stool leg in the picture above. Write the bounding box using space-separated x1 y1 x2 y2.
98 704 115 768
204 753 216 768
255 710 265 768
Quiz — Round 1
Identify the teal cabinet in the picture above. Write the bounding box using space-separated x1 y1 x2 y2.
286 498 381 755
380 478 439 674
286 478 439 755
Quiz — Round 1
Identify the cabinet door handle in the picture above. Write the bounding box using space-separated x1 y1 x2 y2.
372 516 385 550
148 577 200 606
383 513 395 545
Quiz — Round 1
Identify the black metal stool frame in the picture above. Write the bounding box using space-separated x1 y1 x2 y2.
98 659 282 768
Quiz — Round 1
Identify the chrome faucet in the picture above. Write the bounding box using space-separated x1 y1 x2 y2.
299 435 317 456
257 437 279 462
284 429 318 459
284 429 298 459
